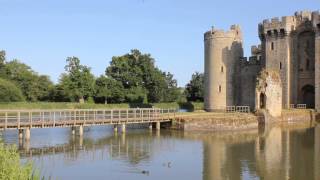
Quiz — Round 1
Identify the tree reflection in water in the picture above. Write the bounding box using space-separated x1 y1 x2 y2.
12 123 320 180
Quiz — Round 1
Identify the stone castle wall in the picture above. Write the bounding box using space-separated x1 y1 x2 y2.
204 25 243 111
238 57 261 110
204 10 320 112
259 10 320 110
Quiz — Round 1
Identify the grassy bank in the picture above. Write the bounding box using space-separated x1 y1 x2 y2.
0 102 204 111
0 139 40 180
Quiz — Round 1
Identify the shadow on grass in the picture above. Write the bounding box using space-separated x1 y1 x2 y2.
129 103 153 108
178 102 194 112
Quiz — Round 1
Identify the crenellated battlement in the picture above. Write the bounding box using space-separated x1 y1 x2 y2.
204 24 242 40
251 45 262 56
239 56 261 67
259 10 320 39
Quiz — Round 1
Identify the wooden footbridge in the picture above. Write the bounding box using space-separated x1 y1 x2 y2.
0 108 176 140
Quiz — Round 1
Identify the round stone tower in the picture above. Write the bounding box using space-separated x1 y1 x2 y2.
204 25 243 111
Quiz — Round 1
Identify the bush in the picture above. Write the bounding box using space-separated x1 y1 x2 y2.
0 140 38 180
0 78 24 102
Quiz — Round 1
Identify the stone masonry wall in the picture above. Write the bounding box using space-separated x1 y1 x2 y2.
204 25 243 111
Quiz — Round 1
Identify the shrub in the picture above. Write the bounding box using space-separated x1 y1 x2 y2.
0 78 24 102
0 140 38 180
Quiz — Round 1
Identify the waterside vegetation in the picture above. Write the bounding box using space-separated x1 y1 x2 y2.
0 50 203 107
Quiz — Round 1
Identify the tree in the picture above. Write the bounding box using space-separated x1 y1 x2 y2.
0 51 6 79
162 72 182 102
106 49 180 103
0 78 24 102
60 57 95 103
185 72 204 102
3 60 53 101
95 75 125 104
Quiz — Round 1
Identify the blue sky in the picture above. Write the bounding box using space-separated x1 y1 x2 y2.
0 0 318 86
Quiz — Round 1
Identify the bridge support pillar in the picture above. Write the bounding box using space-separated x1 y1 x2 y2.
24 128 30 140
71 127 76 135
156 121 160 130
114 125 118 133
121 124 126 133
79 125 83 136
18 129 23 139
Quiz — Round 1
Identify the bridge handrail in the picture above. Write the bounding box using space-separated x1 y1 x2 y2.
224 106 250 113
0 108 177 129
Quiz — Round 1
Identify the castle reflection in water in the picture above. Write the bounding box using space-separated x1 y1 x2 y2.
10 124 320 180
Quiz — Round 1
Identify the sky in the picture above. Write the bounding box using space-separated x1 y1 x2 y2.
0 0 319 87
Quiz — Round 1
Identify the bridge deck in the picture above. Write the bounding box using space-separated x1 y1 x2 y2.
0 108 176 129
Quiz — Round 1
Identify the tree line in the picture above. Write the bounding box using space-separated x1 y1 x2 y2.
0 49 204 104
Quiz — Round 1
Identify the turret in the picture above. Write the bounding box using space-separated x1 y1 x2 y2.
204 25 243 111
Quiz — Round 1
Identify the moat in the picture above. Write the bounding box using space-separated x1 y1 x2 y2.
1 123 319 180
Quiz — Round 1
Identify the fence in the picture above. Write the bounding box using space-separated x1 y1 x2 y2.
0 108 177 129
225 106 250 113
289 104 307 109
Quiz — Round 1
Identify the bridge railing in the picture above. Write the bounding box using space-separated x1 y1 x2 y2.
0 108 177 129
289 104 307 109
225 106 250 113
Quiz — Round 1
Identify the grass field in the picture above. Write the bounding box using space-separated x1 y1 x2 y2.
0 102 204 111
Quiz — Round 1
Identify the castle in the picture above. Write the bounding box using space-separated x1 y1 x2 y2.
204 10 320 116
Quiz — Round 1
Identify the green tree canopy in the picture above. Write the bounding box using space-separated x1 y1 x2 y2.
185 72 204 102
59 57 95 103
95 75 125 104
0 78 24 102
106 49 181 103
0 52 54 102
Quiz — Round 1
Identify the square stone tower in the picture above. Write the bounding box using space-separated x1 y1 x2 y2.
259 10 320 110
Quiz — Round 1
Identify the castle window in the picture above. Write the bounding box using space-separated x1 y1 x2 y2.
317 23 320 30
273 30 278 37
271 42 274 50
267 30 272 36
280 62 282 70
306 59 310 70
221 66 224 73
280 29 285 36
219 85 221 93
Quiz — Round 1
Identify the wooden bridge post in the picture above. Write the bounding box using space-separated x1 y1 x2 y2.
126 110 128 123
17 112 20 129
41 112 44 128
161 109 164 121
4 112 7 130
24 127 30 140
141 110 144 121
74 111 76 126
18 129 23 139
118 110 121 124
79 125 83 136
53 112 56 127
29 112 32 128
71 127 76 135
121 123 126 133
156 121 160 130
111 110 113 122
113 125 118 133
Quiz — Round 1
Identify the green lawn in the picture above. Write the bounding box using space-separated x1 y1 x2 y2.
0 102 204 111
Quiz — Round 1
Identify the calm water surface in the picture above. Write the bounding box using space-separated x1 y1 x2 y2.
1 123 320 180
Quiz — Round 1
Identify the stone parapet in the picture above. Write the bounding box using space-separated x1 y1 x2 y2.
204 25 242 40
259 10 320 40
239 56 261 67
